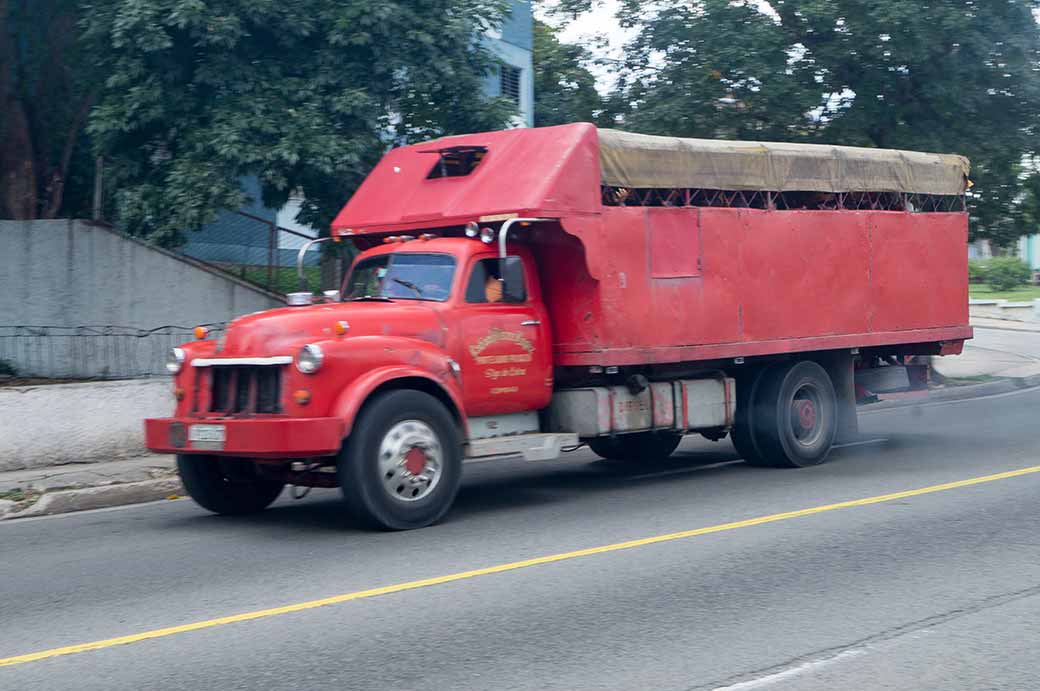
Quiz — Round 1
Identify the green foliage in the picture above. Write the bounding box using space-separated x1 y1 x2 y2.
81 0 516 245
0 0 100 220
985 257 1033 292
969 283 1040 301
533 19 608 127
603 0 1040 247
968 259 988 284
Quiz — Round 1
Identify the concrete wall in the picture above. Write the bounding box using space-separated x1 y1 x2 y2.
0 219 282 377
0 379 171 471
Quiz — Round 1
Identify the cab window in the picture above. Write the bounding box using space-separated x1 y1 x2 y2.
465 257 526 303
344 253 456 302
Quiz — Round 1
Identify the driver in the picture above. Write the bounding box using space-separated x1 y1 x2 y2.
485 274 503 303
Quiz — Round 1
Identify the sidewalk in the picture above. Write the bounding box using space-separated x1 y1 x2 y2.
968 316 1040 333
932 319 1040 383
0 455 180 520
3 317 1039 521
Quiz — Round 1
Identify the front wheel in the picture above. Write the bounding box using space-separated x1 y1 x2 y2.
176 454 284 515
588 432 683 462
339 390 462 530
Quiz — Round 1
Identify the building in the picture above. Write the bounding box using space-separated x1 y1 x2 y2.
1019 234 1040 271
485 1 534 128
181 2 534 276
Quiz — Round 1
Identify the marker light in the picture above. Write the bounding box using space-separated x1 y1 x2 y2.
293 389 312 405
334 320 350 336
193 326 209 340
479 226 495 244
465 222 480 238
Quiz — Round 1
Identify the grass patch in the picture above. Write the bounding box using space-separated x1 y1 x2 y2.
0 488 41 504
235 266 322 295
969 284 1040 301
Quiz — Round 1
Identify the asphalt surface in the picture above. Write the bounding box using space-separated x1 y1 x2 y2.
3 385 1040 690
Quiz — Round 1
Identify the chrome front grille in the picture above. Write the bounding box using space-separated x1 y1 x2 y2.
206 365 282 414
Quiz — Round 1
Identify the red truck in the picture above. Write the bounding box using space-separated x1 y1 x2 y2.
145 123 972 530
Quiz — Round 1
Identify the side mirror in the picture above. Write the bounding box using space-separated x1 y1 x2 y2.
499 256 526 303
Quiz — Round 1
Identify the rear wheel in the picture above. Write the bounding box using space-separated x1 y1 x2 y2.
731 367 771 464
588 432 683 462
339 390 462 530
176 454 284 515
745 361 837 468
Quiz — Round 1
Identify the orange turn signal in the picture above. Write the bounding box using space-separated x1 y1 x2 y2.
334 320 350 336
173 387 185 401
293 389 311 405
193 326 209 340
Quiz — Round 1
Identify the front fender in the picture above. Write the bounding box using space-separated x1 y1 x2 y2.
331 364 466 438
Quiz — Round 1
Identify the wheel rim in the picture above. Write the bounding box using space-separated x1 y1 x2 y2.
378 420 443 502
789 383 825 447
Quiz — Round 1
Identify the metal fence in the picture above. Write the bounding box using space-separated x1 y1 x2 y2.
0 325 225 380
176 211 326 295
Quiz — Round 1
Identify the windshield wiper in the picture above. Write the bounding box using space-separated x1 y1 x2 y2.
391 277 423 297
349 295 393 302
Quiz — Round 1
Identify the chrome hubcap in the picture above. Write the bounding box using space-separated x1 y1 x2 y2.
378 420 442 502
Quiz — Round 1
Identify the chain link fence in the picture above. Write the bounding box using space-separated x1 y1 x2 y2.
175 211 337 295
0 325 225 380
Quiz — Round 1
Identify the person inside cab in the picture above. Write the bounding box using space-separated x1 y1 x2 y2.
485 273 503 303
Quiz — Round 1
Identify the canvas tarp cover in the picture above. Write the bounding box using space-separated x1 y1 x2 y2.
597 129 969 196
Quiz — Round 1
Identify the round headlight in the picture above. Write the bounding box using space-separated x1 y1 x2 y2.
296 344 324 374
166 347 186 374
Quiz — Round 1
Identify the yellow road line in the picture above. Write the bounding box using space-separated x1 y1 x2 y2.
4 464 1040 669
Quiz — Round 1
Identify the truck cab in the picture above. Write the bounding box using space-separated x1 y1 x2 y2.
146 123 971 530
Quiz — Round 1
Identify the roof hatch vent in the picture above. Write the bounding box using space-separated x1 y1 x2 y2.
424 145 487 179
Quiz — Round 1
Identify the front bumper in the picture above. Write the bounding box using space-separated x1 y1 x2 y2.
144 417 344 458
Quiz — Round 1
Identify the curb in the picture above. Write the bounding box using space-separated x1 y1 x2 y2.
864 376 1040 413
0 477 184 521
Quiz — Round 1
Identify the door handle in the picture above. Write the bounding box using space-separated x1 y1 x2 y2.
521 320 541 326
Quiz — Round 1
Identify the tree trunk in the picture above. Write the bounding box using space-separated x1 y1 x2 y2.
1 101 37 220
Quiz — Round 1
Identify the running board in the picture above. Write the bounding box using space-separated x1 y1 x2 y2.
465 433 579 462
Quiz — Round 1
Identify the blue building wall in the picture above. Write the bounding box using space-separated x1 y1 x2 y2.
1020 234 1040 271
484 0 535 127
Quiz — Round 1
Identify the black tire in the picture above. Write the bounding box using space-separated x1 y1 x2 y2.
747 361 837 468
587 432 683 462
731 368 770 465
339 390 462 530
176 454 284 515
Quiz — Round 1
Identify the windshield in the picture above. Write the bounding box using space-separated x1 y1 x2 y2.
343 253 456 302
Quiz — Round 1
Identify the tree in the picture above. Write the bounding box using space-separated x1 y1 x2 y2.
596 0 1040 247
80 0 516 245
1 0 98 220
532 19 605 127
619 0 821 141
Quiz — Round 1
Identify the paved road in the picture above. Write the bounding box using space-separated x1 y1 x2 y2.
2 386 1039 690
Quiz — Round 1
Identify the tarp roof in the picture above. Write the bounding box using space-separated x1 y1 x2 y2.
598 129 970 196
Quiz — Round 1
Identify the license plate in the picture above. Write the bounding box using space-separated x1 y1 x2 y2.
189 424 226 450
